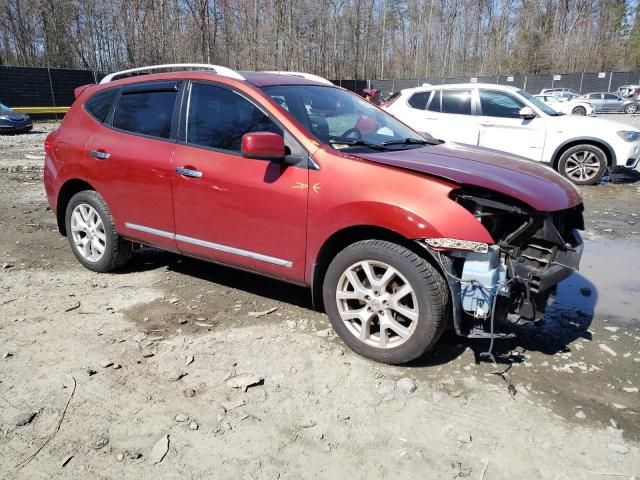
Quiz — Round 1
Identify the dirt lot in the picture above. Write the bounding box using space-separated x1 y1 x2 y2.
1 120 639 479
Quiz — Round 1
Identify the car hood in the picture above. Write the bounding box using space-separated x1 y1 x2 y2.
546 112 633 132
356 142 582 212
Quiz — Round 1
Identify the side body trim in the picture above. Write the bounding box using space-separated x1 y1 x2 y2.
124 222 293 268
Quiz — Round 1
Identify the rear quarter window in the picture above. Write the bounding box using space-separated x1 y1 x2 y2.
84 88 118 123
407 92 429 110
112 90 177 139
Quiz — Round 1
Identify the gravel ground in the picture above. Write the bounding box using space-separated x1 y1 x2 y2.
0 120 639 479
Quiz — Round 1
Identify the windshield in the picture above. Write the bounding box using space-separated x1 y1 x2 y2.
519 90 562 116
262 85 432 151
0 103 11 112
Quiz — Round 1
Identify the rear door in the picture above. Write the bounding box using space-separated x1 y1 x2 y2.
170 82 309 282
85 81 179 251
476 89 546 160
394 90 436 135
424 88 478 145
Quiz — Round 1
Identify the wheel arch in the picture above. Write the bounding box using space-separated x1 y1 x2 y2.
56 178 96 236
551 137 615 170
309 225 452 317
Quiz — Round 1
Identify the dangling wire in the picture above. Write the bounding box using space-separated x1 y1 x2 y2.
436 250 518 396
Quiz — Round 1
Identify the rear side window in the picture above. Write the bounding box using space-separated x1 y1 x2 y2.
85 88 118 123
186 83 282 153
113 91 177 139
441 90 472 115
427 90 440 111
407 92 429 110
479 90 525 118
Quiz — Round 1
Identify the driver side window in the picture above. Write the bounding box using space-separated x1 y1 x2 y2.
186 83 282 153
479 90 525 118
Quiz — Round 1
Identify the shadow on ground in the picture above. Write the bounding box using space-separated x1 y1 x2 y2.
121 247 598 370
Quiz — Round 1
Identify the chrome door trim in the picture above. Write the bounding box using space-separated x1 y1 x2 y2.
175 234 293 267
125 222 175 239
123 222 293 268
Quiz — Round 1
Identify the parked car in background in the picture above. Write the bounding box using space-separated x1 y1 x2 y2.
0 102 33 134
539 88 580 100
534 94 594 115
616 84 640 100
578 92 639 114
45 64 585 365
382 83 640 184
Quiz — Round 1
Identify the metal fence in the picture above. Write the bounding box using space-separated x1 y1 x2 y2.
2 65 640 111
333 71 640 95
0 66 99 109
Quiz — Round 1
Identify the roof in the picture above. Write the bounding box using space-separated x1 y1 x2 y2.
400 83 520 94
241 72 335 87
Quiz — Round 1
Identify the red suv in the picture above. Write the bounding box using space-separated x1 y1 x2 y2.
44 64 584 364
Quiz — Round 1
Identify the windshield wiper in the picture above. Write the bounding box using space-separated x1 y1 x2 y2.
382 137 441 146
329 139 389 151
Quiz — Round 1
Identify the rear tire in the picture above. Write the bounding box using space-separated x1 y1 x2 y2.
322 240 449 365
557 144 607 185
65 190 132 272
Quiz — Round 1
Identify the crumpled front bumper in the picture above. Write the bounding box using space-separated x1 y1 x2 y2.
506 229 583 323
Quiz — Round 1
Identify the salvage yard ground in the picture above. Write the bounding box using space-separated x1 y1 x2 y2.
1 119 639 479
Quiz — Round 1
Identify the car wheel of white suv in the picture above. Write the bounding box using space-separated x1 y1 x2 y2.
557 144 607 185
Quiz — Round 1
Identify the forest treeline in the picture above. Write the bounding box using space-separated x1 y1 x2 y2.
1 0 640 79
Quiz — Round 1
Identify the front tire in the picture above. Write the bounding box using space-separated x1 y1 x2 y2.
65 190 132 272
322 240 449 364
571 106 586 116
624 103 638 114
557 144 607 185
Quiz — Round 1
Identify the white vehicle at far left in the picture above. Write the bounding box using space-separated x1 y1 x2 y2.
382 83 640 185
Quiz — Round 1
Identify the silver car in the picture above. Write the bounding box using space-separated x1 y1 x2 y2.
579 92 639 114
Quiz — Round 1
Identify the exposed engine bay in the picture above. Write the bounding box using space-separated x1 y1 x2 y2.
427 187 584 338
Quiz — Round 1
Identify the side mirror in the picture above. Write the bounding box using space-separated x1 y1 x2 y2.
242 132 285 161
518 106 536 120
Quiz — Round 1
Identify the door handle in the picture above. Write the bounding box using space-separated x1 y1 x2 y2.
90 150 110 160
479 121 494 127
175 166 203 178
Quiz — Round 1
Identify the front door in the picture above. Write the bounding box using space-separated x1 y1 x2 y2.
171 82 309 283
476 89 546 161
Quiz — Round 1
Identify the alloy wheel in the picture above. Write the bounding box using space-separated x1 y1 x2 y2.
335 260 419 349
70 203 106 262
564 151 602 183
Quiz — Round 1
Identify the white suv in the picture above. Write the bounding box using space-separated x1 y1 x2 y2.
382 83 640 185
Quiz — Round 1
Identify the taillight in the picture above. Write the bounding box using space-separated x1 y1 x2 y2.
44 134 54 157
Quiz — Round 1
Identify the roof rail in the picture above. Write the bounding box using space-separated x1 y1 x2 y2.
262 71 334 86
99 63 245 84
